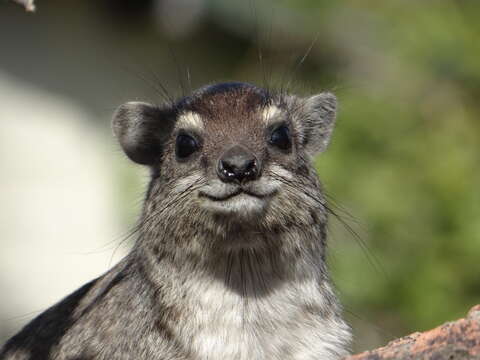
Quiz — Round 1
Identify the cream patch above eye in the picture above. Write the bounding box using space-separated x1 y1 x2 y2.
261 105 282 125
177 111 204 131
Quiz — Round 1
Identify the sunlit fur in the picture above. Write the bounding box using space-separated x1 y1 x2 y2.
0 83 351 360
176 111 204 131
261 104 282 125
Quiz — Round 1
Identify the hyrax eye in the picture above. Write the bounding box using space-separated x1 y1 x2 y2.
269 126 291 150
176 134 199 159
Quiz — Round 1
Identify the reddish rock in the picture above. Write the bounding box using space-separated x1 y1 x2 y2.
345 305 480 360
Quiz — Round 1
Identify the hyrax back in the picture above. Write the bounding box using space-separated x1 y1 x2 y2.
1 82 351 360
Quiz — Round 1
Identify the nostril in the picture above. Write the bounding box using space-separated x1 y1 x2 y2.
245 159 255 171
219 160 237 181
243 160 257 179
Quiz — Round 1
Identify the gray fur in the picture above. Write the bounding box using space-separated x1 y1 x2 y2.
112 102 175 165
1 82 351 360
301 92 337 155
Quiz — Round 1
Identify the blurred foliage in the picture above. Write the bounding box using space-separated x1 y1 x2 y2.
2 0 479 352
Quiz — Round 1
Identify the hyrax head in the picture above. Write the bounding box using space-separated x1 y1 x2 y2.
113 82 336 226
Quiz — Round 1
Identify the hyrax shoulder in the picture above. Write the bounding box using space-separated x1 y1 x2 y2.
1 82 351 360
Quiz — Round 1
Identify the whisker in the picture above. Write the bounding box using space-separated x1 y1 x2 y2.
325 192 364 224
284 33 320 91
109 178 206 264
166 43 187 99
139 179 207 232
130 64 175 106
268 171 387 279
249 0 268 90
344 307 397 340
326 204 387 279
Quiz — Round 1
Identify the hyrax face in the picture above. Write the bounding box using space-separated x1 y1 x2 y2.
113 82 336 226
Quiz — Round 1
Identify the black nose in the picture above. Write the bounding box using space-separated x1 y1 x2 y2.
217 145 260 184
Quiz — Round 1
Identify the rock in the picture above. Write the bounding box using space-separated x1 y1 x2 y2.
345 305 480 360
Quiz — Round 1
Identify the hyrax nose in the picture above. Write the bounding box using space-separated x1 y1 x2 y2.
217 145 260 184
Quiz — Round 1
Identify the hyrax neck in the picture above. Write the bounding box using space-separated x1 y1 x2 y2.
139 212 328 296
136 221 345 360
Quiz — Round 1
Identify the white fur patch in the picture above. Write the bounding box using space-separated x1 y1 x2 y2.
201 193 267 216
262 105 282 124
177 111 204 130
183 273 350 360
269 164 294 181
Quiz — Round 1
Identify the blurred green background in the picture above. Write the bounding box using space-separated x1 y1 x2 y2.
0 0 479 353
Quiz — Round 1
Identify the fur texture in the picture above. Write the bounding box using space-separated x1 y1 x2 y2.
1 82 351 360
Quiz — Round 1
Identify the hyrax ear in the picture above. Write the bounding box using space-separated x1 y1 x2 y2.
299 92 337 155
112 102 174 165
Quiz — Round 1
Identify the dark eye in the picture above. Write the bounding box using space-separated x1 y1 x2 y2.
176 134 198 159
269 126 291 150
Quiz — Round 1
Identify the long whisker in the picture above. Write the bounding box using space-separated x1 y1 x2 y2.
326 204 387 279
268 171 387 279
110 178 206 260
284 33 320 91
325 192 364 224
140 180 207 234
249 0 268 90
344 307 396 340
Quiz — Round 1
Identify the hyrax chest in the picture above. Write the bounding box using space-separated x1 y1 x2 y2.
176 274 342 360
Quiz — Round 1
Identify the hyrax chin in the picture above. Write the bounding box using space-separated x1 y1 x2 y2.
1 82 351 360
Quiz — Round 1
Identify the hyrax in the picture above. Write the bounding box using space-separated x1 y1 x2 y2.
1 82 351 359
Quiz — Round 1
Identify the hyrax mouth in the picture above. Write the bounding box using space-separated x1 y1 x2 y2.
197 184 275 216
199 188 268 202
